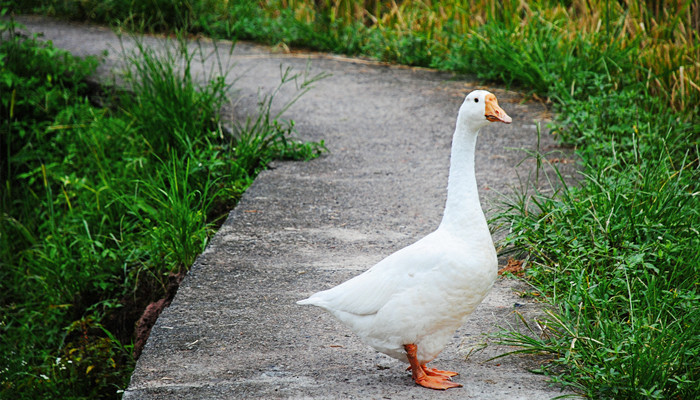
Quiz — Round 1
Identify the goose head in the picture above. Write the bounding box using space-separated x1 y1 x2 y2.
457 90 512 132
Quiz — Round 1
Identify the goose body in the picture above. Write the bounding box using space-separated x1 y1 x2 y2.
298 90 512 389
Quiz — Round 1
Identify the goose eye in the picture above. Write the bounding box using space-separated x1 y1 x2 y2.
474 98 479 103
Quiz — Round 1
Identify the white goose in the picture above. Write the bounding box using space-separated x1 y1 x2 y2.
298 90 512 389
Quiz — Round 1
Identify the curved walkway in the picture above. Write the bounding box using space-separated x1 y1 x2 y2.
19 16 572 399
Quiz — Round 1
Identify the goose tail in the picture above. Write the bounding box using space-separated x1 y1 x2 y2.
296 298 313 306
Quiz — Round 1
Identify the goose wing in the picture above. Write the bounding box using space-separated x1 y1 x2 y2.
298 232 453 316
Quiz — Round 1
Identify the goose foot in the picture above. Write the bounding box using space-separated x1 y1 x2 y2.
423 366 459 378
404 344 462 390
406 365 459 377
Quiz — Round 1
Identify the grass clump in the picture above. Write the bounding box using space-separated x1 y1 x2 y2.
0 13 325 399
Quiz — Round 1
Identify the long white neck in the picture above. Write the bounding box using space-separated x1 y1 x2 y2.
438 120 489 237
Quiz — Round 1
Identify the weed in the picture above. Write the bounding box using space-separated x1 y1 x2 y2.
119 33 231 159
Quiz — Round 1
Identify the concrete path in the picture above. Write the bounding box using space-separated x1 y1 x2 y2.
19 16 573 399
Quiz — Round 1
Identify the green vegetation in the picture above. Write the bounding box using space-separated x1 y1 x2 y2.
7 0 700 399
497 119 698 399
0 10 324 399
17 0 698 115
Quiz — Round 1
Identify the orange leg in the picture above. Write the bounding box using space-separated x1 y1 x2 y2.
404 344 462 390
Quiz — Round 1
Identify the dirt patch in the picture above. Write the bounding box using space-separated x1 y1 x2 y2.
131 272 185 359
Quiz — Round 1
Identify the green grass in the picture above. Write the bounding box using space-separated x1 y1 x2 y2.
0 12 325 399
496 114 699 398
7 0 700 399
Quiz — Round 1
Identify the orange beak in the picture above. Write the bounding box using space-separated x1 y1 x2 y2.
484 93 512 124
